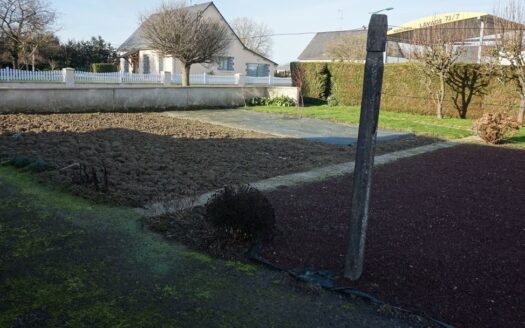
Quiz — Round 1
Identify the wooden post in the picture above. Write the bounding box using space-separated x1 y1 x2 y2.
344 14 388 281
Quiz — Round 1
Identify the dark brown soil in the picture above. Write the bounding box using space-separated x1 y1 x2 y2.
261 144 525 328
0 113 435 206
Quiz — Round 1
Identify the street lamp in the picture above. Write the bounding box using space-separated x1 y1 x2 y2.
369 7 394 14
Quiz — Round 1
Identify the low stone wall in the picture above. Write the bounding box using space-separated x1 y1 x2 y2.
0 85 299 113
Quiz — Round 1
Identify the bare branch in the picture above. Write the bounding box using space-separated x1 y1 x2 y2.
231 17 273 57
492 0 525 124
140 2 230 86
0 0 56 68
409 23 469 118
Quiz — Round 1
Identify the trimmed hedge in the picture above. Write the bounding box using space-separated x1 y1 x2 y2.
291 62 520 119
92 63 117 73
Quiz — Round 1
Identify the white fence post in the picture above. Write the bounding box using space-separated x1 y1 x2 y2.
203 72 207 85
5 67 11 82
268 75 273 85
63 68 75 87
235 73 245 86
161 71 171 86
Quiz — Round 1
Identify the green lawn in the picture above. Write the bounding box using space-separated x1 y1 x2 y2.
0 166 414 327
248 105 525 146
249 105 472 139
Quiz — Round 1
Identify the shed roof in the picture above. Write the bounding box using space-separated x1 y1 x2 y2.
388 12 525 44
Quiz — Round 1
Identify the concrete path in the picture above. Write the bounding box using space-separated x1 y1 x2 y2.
142 140 459 217
0 167 426 328
163 109 409 146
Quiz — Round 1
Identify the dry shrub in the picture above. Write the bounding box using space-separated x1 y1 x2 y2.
205 185 275 242
472 113 520 144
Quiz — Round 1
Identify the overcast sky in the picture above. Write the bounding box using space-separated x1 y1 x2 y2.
49 0 496 64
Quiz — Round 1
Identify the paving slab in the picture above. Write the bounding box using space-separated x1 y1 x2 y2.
164 109 409 145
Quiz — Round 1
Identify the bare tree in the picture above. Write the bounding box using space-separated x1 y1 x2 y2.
141 2 230 86
492 0 525 125
326 32 367 62
410 25 468 119
232 17 273 57
21 31 55 71
447 64 494 119
0 0 56 68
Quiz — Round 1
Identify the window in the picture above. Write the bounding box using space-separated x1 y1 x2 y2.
246 63 270 77
143 54 150 74
217 57 234 71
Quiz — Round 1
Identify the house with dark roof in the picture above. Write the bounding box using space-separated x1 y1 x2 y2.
298 30 367 62
298 29 405 63
118 2 277 77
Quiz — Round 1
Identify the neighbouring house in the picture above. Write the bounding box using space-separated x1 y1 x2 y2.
117 2 277 77
275 63 291 77
298 29 404 63
298 30 366 62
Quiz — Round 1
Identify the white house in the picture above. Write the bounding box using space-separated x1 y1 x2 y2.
117 2 277 77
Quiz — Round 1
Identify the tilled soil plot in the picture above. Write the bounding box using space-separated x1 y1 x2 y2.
0 113 435 206
261 144 525 328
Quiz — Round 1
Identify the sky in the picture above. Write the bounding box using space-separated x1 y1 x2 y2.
49 0 496 65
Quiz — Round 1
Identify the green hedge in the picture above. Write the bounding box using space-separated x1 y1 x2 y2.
291 62 520 119
92 63 117 73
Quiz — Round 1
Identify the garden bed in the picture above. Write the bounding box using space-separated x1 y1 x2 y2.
260 144 525 328
0 113 436 206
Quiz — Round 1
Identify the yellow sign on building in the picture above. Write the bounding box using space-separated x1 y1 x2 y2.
388 12 489 35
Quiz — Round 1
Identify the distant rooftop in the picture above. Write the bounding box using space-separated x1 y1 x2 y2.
297 30 367 61
118 2 213 53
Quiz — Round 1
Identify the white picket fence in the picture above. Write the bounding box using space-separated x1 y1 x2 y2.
74 71 121 83
75 71 163 83
0 68 62 82
0 68 292 86
172 73 238 85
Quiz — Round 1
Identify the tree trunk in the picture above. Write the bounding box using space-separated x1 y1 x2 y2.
437 101 444 119
437 73 446 119
12 52 19 69
180 61 191 86
518 96 525 126
32 53 36 72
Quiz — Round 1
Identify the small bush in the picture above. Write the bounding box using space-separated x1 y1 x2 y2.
472 113 520 144
327 95 339 107
248 96 296 107
269 96 296 107
92 63 117 73
205 185 275 242
248 97 269 106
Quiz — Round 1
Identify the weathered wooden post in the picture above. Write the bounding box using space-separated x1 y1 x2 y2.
344 14 388 281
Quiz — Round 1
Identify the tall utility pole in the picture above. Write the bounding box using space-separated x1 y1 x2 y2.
344 14 388 281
